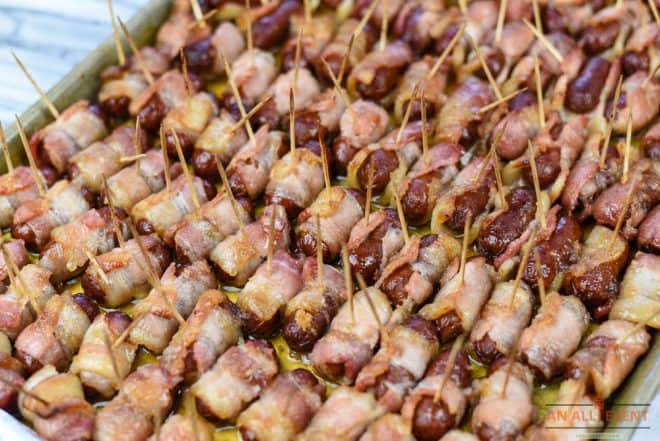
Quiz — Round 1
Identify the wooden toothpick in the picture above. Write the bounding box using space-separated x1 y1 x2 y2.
533 56 545 129
528 140 546 230
159 127 172 193
14 115 46 197
364 155 374 225
2 245 40 316
611 177 636 245
393 190 410 245
467 34 502 100
615 308 659 346
508 229 537 311
117 17 154 85
0 375 50 407
321 57 355 119
534 247 546 307
222 54 255 141
355 273 386 341
315 215 324 292
337 34 355 85
341 244 355 323
600 75 623 168
289 89 297 155
478 88 528 114
215 157 245 236
107 0 126 65
433 333 466 402
428 24 466 79
621 112 633 184
267 205 276 275
101 326 122 387
86 250 110 287
319 132 331 191
293 26 304 90
649 0 660 25
523 19 564 63
379 3 388 52
459 213 472 287
421 93 429 166
180 49 193 97
170 129 201 215
228 95 273 135
0 122 13 173
353 0 379 39
396 84 419 145
103 177 126 250
494 0 508 44
11 51 59 120
245 0 254 61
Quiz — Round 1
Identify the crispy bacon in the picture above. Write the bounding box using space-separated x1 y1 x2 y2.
69 312 136 398
156 0 209 59
282 257 347 353
161 290 240 383
94 364 180 441
378 233 461 308
81 234 170 308
297 187 365 262
12 180 92 250
193 110 249 178
471 361 535 441
519 292 590 380
129 70 193 131
237 369 325 441
610 252 660 329
69 125 147 193
39 207 129 283
128 260 217 354
172 191 253 262
355 316 439 412
19 365 95 441
161 92 219 157
420 257 494 343
469 280 534 364
0 167 42 229
106 149 167 212
191 339 278 422
298 387 386 441
310 287 392 384
209 204 291 286
229 50 278 106
0 264 56 340
566 319 651 399
14 293 98 373
29 100 107 175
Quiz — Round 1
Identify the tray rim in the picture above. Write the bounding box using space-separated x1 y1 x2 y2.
0 1 657 439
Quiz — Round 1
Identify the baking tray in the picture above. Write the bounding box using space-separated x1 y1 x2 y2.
0 0 658 439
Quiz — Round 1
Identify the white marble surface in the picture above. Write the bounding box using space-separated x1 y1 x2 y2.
0 0 148 124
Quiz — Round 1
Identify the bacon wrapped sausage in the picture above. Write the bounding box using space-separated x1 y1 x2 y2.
0 240 29 293
397 142 463 225
0 167 43 229
356 316 439 412
155 0 209 59
281 13 336 71
469 280 534 364
522 213 582 292
282 257 346 352
563 225 629 320
210 204 291 286
471 360 535 441
29 100 107 176
12 180 93 250
566 319 651 399
492 105 541 161
14 293 98 373
297 187 365 262
106 149 169 212
310 287 392 384
160 289 241 383
378 232 460 308
226 126 286 200
401 349 472 441
250 0 303 50
348 208 405 285
192 110 249 179
611 71 660 134
191 339 279 422
39 207 128 284
68 125 148 193
592 159 659 240
0 264 56 340
393 0 454 55
161 92 219 158
94 364 180 441
183 21 245 75
348 41 413 100
434 78 495 147
431 156 496 233
642 120 660 159
81 234 171 308
298 387 386 441
131 174 216 242
638 204 660 253
128 260 217 354
237 368 325 441
129 70 198 131
347 121 425 203
610 252 660 329
237 250 303 338
223 49 277 109
293 88 346 155
420 257 494 343
519 292 590 380
172 191 253 263
69 312 137 398
19 365 95 441
332 100 390 175
265 148 325 217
